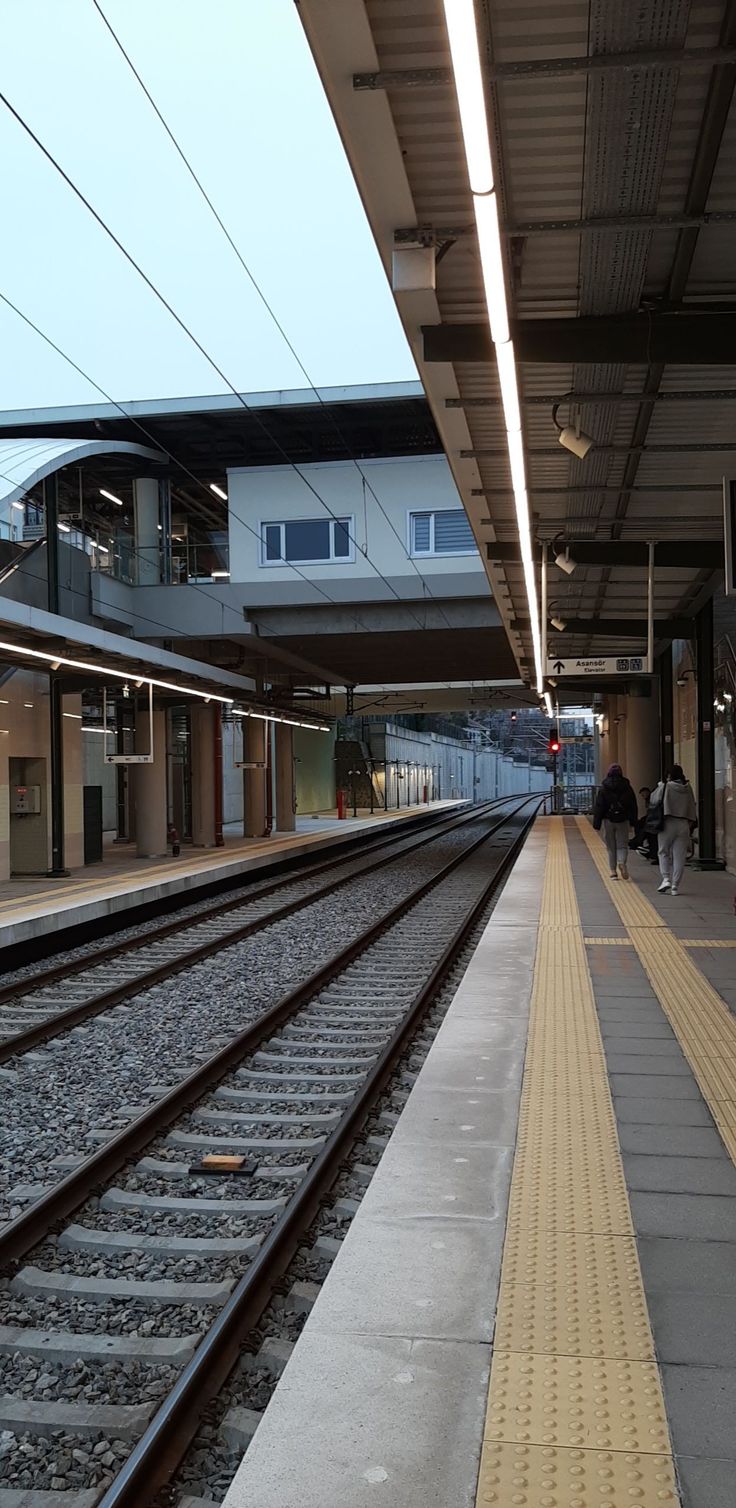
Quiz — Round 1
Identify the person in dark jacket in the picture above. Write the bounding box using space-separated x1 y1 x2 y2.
593 764 639 879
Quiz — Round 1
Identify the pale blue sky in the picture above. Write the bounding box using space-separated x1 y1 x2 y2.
0 0 415 411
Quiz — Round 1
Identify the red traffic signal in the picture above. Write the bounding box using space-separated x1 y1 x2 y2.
548 736 560 755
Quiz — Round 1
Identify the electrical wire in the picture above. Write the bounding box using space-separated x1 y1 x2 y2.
90 0 457 634
0 88 448 648
0 289 378 642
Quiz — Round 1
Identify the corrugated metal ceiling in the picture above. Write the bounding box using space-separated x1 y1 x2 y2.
360 0 734 673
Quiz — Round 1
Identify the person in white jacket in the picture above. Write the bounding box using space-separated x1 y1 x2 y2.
650 765 697 896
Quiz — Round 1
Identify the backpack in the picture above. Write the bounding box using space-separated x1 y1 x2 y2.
644 796 665 834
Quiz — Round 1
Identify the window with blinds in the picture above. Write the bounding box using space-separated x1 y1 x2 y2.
409 509 476 556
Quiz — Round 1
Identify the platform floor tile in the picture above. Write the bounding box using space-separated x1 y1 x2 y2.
577 818 736 1165
475 818 679 1508
476 1440 678 1506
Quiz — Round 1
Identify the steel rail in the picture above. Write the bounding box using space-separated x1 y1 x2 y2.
0 802 454 994
96 799 541 1508
0 796 540 1270
0 800 508 1065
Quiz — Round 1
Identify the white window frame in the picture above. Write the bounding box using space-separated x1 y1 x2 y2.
259 515 356 567
408 509 477 558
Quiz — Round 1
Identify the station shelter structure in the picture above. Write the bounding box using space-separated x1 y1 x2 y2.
0 386 551 883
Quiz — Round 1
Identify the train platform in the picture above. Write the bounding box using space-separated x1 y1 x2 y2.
0 801 462 954
221 815 736 1508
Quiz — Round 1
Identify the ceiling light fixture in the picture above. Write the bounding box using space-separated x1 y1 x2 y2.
473 192 509 343
99 489 124 506
210 483 228 501
550 616 567 632
57 522 71 534
211 570 230 579
553 537 577 575
544 691 554 719
11 500 25 512
552 397 594 460
443 0 542 694
442 0 494 193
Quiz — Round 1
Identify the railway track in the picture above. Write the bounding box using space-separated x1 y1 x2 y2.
0 795 540 1508
0 800 495 1063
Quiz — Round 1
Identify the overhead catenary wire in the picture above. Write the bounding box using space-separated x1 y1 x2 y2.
0 288 381 646
0 89 449 651
90 0 457 635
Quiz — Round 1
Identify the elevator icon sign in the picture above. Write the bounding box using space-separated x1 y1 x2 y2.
546 655 649 678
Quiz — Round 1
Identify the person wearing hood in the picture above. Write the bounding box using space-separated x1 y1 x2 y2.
593 764 638 879
650 765 697 897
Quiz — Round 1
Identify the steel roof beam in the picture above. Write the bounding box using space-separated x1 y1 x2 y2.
353 46 736 90
447 390 736 407
463 443 736 456
486 542 722 567
422 314 736 364
397 212 736 241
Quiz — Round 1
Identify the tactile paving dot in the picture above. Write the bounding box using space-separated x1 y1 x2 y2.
484 1351 671 1455
476 1441 679 1505
495 1233 653 1360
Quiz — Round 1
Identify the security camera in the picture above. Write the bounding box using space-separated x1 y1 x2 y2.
557 425 594 460
550 616 567 632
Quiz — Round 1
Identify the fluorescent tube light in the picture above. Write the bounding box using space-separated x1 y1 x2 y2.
544 691 554 718
0 638 235 706
63 711 83 719
495 340 521 434
210 483 228 501
57 522 71 534
442 0 494 193
99 489 124 506
473 192 509 344
443 0 543 695
211 570 230 579
11 500 25 511
506 427 527 498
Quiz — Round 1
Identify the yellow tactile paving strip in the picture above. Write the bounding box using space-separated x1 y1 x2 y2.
475 818 680 1507
577 816 736 1163
586 937 736 948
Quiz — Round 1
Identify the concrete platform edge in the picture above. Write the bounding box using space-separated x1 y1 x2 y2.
0 803 463 952
219 820 546 1508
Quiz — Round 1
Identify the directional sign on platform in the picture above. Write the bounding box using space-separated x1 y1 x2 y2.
546 655 648 678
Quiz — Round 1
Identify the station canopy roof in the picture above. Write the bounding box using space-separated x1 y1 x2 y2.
297 0 735 693
0 437 166 508
0 594 258 707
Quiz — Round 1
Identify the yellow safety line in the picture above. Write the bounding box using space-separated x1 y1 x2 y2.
577 816 736 1164
584 936 635 945
586 936 736 949
476 818 679 1507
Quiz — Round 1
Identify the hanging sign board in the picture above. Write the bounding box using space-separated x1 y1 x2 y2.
103 682 155 764
546 655 649 678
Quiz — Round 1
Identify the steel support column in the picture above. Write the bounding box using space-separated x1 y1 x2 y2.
694 601 724 867
44 473 60 616
658 646 674 782
47 673 69 877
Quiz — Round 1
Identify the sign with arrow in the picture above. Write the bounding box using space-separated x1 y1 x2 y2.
546 655 649 678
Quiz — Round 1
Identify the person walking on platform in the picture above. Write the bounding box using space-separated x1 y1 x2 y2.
650 765 697 897
593 764 638 879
